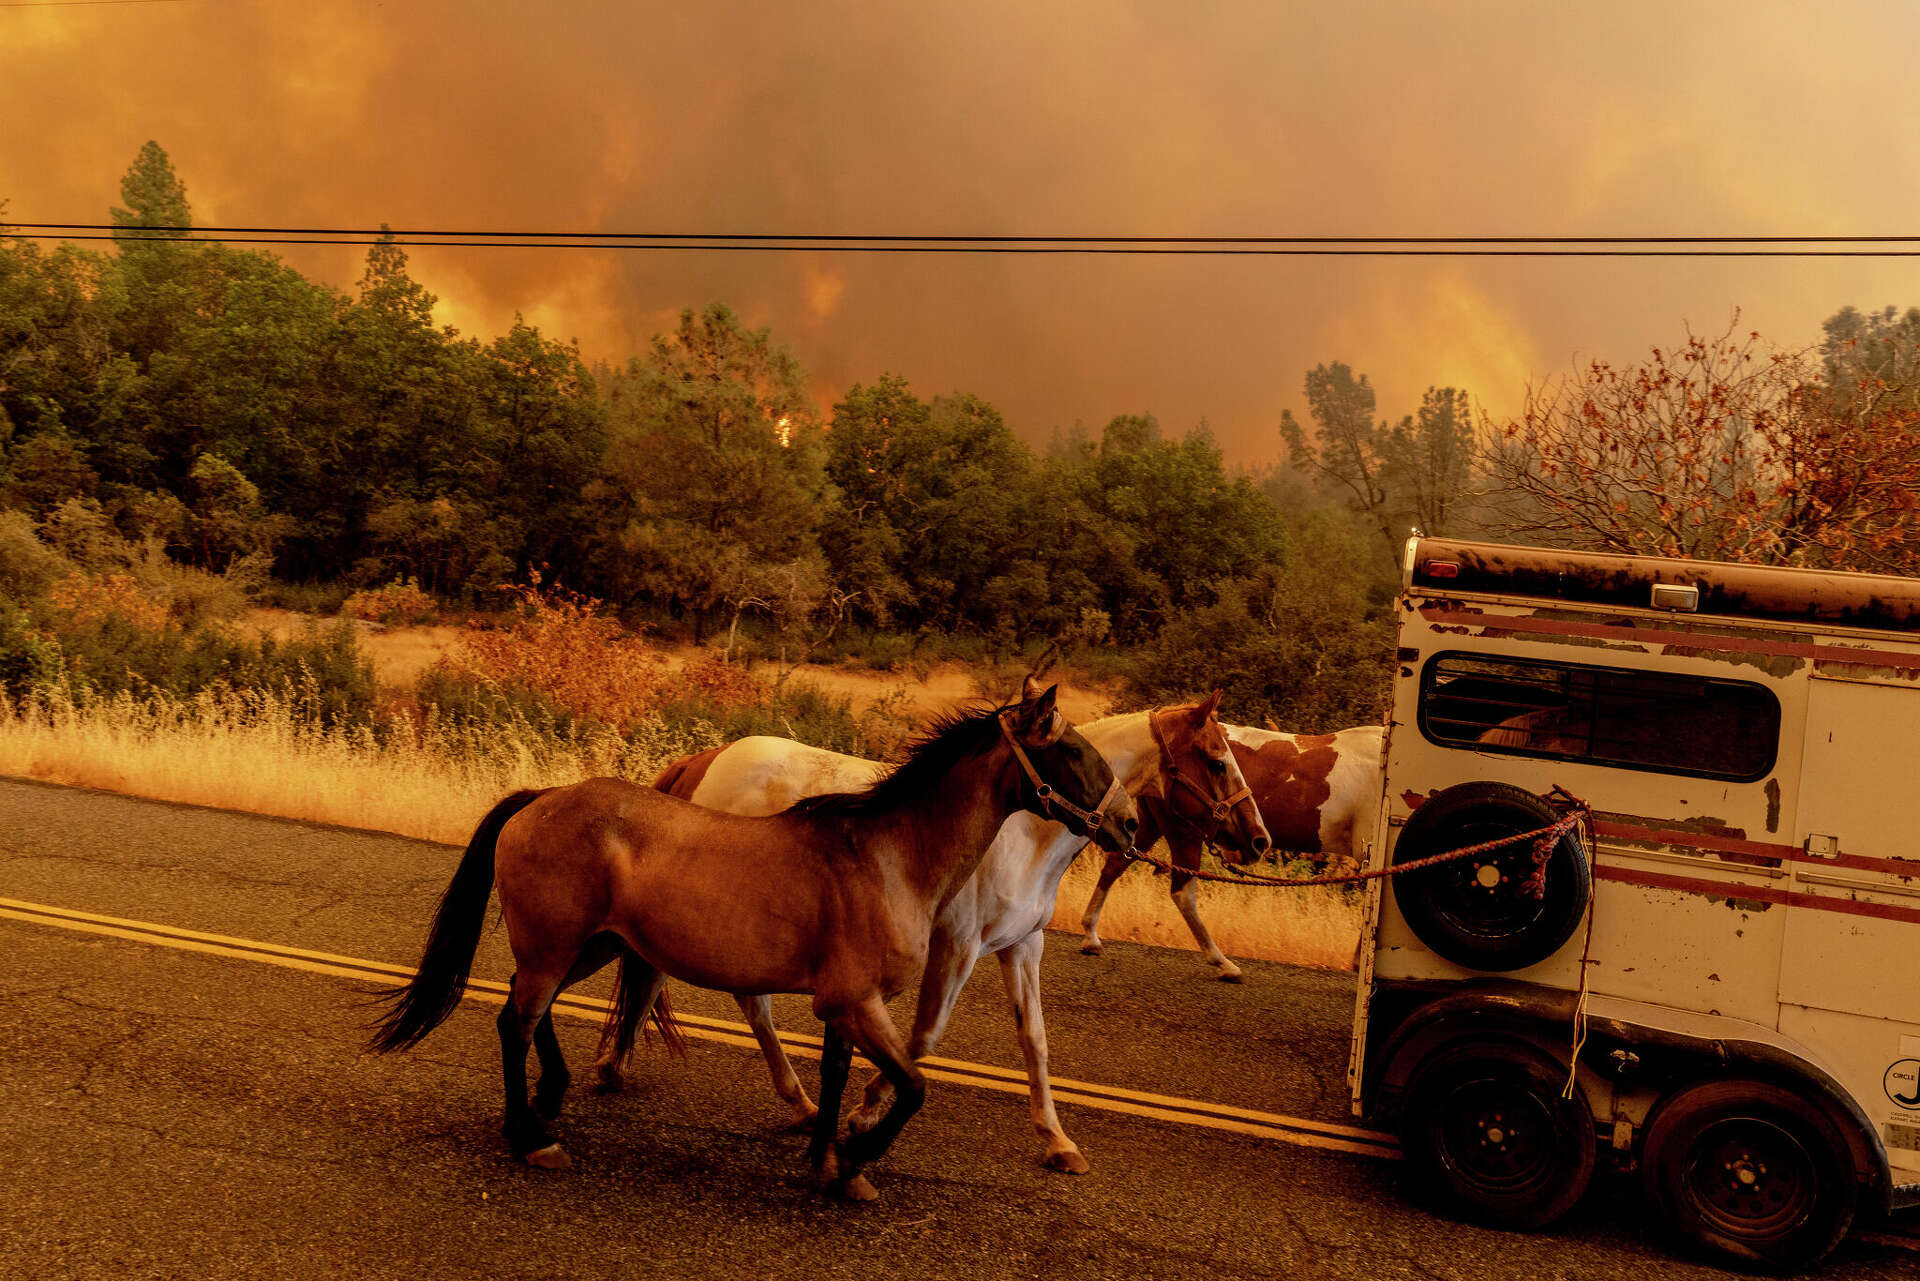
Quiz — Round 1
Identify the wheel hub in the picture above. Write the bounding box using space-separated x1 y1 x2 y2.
1688 1120 1812 1237
1442 1084 1554 1190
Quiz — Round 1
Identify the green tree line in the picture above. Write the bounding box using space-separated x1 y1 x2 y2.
0 144 1407 727
15 145 1905 731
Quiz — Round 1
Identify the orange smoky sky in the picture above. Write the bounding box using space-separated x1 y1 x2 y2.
6 0 1920 465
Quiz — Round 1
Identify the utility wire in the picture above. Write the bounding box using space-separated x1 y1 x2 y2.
8 231 1920 257
8 222 1920 247
0 0 193 8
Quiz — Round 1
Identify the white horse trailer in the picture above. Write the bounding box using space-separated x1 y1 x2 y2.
1351 537 1920 1270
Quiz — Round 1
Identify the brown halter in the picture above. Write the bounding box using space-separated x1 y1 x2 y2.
1148 707 1255 837
997 710 1128 838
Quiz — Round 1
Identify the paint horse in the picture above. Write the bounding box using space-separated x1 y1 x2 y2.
597 693 1270 1173
1079 722 1384 981
369 682 1137 1200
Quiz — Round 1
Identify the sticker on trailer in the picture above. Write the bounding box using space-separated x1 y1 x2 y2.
1887 1059 1920 1110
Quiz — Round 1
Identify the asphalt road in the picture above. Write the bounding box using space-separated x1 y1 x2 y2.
1 777 1913 1280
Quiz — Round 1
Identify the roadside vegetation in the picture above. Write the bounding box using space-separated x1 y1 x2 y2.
4 143 1916 969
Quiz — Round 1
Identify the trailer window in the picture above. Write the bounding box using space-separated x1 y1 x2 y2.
1419 653 1779 781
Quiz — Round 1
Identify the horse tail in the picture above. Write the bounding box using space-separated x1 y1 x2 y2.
597 952 688 1063
366 789 546 1053
649 983 687 1058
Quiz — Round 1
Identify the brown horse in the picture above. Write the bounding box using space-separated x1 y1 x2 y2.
1079 722 1384 980
368 682 1136 1199
596 694 1270 1172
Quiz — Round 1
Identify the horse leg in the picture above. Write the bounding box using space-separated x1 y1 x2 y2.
521 933 627 1113
998 931 1086 1173
737 993 818 1128
807 1023 873 1199
531 1013 571 1121
1170 862 1242 982
1078 850 1132 954
827 994 925 1199
847 935 978 1135
498 968 571 1167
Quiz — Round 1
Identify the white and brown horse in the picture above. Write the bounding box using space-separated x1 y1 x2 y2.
598 693 1270 1172
369 682 1137 1199
1079 722 1384 980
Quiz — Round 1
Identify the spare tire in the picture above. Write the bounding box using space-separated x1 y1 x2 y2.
1391 781 1591 972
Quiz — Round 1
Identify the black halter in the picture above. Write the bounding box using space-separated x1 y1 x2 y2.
997 710 1127 837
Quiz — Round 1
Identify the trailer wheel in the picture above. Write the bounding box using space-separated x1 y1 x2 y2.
1401 1038 1595 1230
1640 1078 1856 1272
1392 781 1590 972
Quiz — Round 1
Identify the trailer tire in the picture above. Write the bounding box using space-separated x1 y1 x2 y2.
1400 1037 1596 1230
1391 781 1590 972
1640 1078 1856 1272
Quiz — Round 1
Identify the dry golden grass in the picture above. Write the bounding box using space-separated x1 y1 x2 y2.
1048 854 1364 972
0 685 719 847
0 684 1362 971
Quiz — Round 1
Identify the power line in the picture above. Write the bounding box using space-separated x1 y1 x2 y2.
0 0 193 8
8 231 1920 257
8 222 1920 247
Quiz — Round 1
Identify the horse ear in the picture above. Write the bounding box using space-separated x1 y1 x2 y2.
1018 681 1060 732
1036 683 1059 721
1192 689 1223 722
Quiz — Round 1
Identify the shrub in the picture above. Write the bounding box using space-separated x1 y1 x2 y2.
255 579 356 616
451 578 668 730
1127 514 1395 732
47 572 173 632
125 541 264 628
0 509 74 601
650 678 905 761
0 601 61 698
343 577 438 626
1129 574 1393 731
413 664 585 742
23 598 378 730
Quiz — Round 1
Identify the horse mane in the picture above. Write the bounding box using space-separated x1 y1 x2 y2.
787 700 1009 819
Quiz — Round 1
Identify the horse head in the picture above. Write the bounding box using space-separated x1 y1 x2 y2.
1004 676 1139 855
1150 690 1272 865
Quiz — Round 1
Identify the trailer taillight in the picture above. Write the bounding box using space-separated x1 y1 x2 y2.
1427 561 1459 579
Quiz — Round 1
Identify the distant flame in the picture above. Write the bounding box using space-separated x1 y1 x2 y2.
776 415 792 447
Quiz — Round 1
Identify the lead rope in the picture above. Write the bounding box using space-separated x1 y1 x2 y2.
1559 795 1600 1100
1118 805 1587 891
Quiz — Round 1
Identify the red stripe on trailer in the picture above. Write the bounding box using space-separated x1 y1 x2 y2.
1593 821 1793 865
1596 864 1920 926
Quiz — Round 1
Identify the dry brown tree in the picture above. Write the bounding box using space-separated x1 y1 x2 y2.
1479 318 1920 573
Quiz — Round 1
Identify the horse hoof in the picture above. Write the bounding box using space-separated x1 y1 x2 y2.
845 1106 883 1138
1215 969 1245 984
593 1063 627 1094
1044 1147 1092 1174
787 1103 821 1131
828 1174 879 1202
1079 941 1103 956
522 1143 571 1170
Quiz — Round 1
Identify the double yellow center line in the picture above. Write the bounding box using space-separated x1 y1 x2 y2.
0 893 1398 1160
